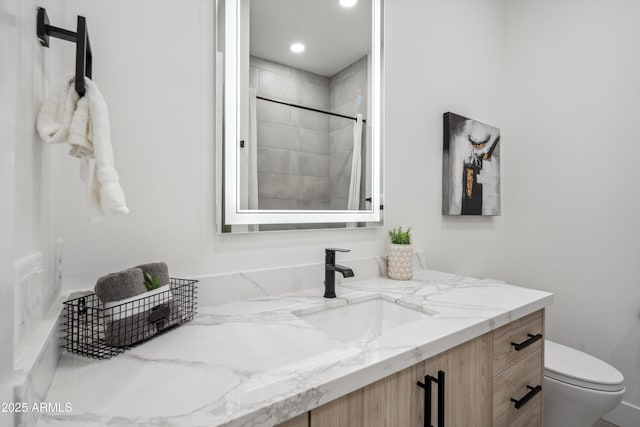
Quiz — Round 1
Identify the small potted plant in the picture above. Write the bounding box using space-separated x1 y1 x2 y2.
387 226 413 280
144 273 162 291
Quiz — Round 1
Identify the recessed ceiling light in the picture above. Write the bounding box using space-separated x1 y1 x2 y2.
290 43 305 53
340 0 358 7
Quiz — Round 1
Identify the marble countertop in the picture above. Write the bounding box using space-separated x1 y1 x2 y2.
38 270 553 427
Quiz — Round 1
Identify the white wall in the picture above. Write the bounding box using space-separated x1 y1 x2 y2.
404 0 640 418
0 0 19 418
57 0 386 285
26 0 639 422
53 0 499 351
12 0 67 355
384 0 506 271
502 0 640 417
1 0 65 424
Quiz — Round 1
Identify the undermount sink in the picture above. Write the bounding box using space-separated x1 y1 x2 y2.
297 298 435 343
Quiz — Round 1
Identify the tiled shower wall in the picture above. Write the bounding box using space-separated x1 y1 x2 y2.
251 56 331 211
250 55 368 230
329 56 368 210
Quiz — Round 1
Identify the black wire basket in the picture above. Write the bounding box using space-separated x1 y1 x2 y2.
62 278 198 359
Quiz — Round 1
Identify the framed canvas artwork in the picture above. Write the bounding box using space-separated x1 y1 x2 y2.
443 112 500 216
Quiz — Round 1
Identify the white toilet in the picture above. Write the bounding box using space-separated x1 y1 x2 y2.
544 340 625 427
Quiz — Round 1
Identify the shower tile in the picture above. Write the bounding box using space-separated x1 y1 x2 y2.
329 198 348 210
301 81 329 110
259 173 301 200
329 151 353 179
291 152 329 177
302 176 329 201
257 147 290 174
332 71 367 108
292 68 330 87
259 70 300 103
329 175 350 200
297 200 329 210
300 129 329 154
330 127 354 153
257 121 300 151
291 109 329 132
250 66 259 91
331 100 357 116
355 93 367 116
355 55 368 72
330 62 357 88
257 100 290 125
329 101 357 131
329 116 355 133
311 200 329 210
250 56 290 76
258 198 297 210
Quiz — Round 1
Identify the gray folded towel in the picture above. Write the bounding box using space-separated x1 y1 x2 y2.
136 262 170 287
104 300 183 347
94 268 147 304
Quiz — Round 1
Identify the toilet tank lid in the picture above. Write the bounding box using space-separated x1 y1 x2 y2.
544 340 624 391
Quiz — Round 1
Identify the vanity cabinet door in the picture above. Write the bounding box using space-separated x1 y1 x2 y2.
310 361 425 427
276 413 309 427
310 333 492 427
310 387 364 427
420 334 492 427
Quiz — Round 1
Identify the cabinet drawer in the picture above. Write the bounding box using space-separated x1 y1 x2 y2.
493 310 543 375
493 350 543 427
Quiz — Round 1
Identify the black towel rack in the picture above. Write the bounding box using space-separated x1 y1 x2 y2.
36 7 92 97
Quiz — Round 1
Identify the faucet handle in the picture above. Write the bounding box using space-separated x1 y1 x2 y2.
325 248 350 254
325 248 350 264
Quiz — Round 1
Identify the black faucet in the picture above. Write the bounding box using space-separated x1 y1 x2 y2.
324 248 355 298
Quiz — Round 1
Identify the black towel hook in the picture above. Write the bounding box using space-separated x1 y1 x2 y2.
37 7 93 97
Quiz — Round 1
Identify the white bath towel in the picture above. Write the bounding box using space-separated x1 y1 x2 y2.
37 77 129 219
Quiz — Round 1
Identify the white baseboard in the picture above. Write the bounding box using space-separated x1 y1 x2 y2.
603 401 640 427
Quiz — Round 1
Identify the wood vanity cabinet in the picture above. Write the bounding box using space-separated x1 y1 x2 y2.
492 310 544 427
276 413 309 427
276 310 545 427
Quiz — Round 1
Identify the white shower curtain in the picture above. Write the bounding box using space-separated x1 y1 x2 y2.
347 114 364 212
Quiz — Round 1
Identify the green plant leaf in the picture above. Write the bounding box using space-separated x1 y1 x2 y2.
389 226 412 244
144 272 161 291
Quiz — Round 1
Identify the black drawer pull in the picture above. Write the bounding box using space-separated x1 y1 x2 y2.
511 333 542 351
510 385 542 409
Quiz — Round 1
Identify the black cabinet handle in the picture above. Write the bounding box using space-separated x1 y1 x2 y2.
417 375 432 427
436 371 445 427
511 333 542 351
417 370 445 427
510 385 542 409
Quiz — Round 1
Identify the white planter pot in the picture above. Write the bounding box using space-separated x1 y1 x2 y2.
387 244 413 280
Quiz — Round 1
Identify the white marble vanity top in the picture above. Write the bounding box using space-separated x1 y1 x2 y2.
38 269 552 427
